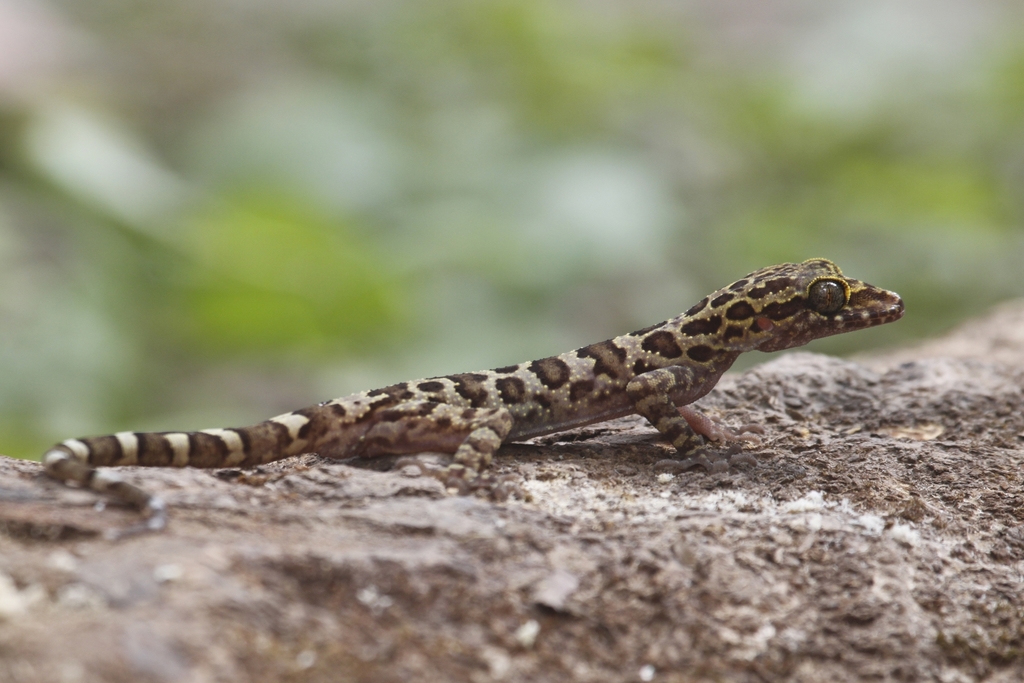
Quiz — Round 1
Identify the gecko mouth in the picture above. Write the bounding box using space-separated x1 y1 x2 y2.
840 290 904 327
874 294 905 321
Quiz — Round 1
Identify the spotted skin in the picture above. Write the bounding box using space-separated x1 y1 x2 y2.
42 258 904 535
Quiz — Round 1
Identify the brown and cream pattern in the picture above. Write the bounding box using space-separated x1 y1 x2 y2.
43 258 904 534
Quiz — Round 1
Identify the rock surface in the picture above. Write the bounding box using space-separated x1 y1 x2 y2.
4 303 1024 682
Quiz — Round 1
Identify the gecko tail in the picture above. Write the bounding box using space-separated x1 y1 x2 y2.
43 448 167 539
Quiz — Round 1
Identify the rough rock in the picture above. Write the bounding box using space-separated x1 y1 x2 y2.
4 302 1024 682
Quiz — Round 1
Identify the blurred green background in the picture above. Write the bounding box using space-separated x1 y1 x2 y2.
1 0 1023 460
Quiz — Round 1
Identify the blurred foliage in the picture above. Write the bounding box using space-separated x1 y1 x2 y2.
0 0 1023 459
181 194 400 354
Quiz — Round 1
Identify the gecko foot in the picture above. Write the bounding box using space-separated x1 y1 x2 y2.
677 406 765 444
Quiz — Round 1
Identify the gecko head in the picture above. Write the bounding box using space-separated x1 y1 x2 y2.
692 258 904 353
746 258 904 352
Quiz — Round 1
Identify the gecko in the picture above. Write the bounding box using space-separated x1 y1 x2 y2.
42 258 903 535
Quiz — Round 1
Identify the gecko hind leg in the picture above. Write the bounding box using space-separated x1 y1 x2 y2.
357 401 515 496
42 450 167 539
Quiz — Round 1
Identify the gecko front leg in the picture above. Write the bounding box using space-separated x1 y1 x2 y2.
626 366 760 473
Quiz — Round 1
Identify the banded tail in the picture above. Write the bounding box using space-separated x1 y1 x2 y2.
41 406 354 537
42 394 514 537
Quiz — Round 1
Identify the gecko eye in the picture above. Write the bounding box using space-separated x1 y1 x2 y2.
808 279 847 314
